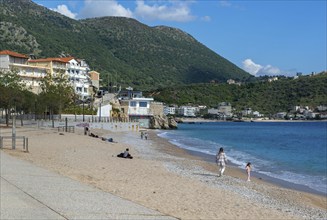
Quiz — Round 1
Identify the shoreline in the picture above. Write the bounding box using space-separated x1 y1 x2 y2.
177 117 327 123
1 126 326 219
151 130 326 197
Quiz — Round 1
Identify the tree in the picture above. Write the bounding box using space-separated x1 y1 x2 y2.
0 68 26 126
38 69 75 119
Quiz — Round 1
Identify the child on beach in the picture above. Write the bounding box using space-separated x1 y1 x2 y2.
245 162 251 181
216 147 227 177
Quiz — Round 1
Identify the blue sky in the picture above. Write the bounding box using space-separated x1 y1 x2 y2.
33 0 326 77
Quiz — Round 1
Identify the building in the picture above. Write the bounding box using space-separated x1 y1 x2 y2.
1 50 94 99
0 50 48 93
29 56 92 99
207 108 219 115
275 112 287 119
118 88 143 100
163 106 176 115
89 70 100 91
242 108 252 116
177 106 197 117
218 102 232 116
65 57 91 99
119 97 155 128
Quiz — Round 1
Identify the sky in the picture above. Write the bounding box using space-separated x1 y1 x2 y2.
33 0 327 77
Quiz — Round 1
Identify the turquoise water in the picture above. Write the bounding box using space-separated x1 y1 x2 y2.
158 122 327 195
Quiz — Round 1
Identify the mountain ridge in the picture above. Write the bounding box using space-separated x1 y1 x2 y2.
0 0 252 90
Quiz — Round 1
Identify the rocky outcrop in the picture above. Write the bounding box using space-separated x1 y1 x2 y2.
149 115 178 129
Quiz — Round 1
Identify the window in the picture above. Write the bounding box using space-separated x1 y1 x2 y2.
130 101 137 107
139 102 147 107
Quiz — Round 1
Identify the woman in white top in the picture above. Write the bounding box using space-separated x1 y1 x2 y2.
216 147 227 177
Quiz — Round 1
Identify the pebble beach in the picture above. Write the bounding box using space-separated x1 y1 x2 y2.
1 126 326 219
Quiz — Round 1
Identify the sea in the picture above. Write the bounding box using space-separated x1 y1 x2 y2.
157 121 327 195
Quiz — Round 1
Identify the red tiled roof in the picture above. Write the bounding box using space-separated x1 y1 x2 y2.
59 57 75 62
0 50 28 59
28 57 69 63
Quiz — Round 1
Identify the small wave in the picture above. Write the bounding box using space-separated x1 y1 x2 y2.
259 170 327 194
157 130 327 195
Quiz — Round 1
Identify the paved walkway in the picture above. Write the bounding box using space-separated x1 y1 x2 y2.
0 152 176 220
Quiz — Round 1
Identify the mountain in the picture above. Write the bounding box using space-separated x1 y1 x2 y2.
0 0 252 90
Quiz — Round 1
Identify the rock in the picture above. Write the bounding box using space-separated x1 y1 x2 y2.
149 115 178 129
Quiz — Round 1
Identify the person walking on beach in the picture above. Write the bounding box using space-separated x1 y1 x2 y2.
216 147 227 177
144 132 148 140
245 162 252 181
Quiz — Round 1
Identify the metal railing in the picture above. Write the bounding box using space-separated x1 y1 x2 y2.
0 136 29 152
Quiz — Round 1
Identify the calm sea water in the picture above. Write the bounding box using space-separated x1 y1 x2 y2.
158 122 327 195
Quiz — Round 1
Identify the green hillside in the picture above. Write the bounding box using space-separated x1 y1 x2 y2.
0 0 252 90
149 73 327 115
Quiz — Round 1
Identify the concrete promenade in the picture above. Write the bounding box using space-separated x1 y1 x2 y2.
0 152 176 220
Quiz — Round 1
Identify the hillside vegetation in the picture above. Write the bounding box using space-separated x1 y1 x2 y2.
0 0 251 90
150 73 327 114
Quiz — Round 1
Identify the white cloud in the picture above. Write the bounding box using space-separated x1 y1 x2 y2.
134 0 196 22
219 1 232 7
201 16 211 22
242 59 297 76
78 0 133 19
51 5 77 19
242 59 263 76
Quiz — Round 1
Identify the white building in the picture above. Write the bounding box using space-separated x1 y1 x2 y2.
178 106 197 117
164 106 176 115
29 56 92 99
207 108 219 115
97 104 112 118
0 50 48 93
61 57 91 100
127 98 154 116
119 97 154 128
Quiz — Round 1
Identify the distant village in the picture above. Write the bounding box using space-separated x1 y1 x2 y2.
0 50 326 129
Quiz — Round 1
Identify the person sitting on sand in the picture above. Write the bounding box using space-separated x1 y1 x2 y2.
216 147 227 177
245 162 252 181
117 148 133 159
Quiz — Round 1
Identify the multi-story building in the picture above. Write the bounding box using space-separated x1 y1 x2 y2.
29 57 92 99
64 57 91 99
0 50 48 93
1 50 94 99
177 106 197 117
164 106 176 115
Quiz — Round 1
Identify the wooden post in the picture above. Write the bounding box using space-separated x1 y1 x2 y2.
25 138 29 153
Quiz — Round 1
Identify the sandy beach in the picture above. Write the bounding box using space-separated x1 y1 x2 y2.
1 126 326 219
